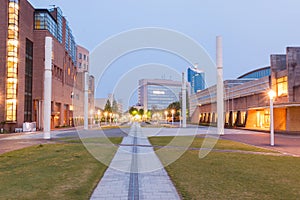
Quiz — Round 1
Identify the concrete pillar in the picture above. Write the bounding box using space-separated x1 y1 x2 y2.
182 72 187 128
84 72 89 130
43 37 52 139
216 36 224 135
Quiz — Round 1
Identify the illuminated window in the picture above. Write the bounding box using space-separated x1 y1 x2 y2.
6 0 19 122
277 76 288 96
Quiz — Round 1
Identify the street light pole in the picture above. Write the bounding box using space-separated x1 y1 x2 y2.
104 112 108 125
179 110 182 127
164 110 168 124
268 90 276 146
171 109 175 125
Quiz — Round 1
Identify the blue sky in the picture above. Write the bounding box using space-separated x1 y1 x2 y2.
28 0 300 107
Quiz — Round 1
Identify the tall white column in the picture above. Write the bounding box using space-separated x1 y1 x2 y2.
84 72 89 130
182 72 187 128
216 36 224 135
43 37 52 139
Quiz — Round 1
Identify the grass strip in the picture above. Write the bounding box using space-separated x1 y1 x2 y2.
0 138 121 199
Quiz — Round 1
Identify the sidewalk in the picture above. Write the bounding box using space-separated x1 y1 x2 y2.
0 127 76 154
221 131 300 156
90 123 180 200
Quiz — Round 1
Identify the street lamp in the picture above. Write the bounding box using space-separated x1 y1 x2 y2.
171 109 175 125
97 110 101 126
179 110 181 127
164 110 168 123
90 109 94 126
268 89 276 146
109 113 113 125
104 111 108 125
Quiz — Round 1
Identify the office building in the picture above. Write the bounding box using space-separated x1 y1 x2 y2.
190 47 300 133
138 79 189 111
0 0 90 131
187 66 205 94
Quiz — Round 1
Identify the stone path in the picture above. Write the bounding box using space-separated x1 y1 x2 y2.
90 123 180 200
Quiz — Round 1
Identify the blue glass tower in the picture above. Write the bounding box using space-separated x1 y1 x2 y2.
187 67 205 94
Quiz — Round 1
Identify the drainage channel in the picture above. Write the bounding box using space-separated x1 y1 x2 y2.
128 125 139 200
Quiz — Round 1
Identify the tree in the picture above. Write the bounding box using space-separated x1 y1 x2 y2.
112 99 119 113
104 99 112 113
138 108 144 116
129 107 138 116
167 101 181 111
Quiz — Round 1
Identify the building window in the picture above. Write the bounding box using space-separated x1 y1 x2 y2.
78 53 82 59
24 39 33 122
6 0 19 122
277 76 288 96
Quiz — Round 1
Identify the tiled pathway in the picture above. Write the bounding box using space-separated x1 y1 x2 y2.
90 123 180 200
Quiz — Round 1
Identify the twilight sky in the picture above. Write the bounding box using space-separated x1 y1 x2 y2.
28 0 300 107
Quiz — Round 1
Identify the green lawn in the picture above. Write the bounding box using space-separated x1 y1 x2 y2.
0 137 122 200
149 136 276 153
150 136 300 200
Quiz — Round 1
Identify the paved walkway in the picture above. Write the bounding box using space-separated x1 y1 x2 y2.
90 123 180 200
221 132 300 156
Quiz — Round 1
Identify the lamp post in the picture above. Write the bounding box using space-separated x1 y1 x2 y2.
104 111 108 125
171 109 175 125
179 110 182 127
90 109 94 127
268 90 276 146
109 113 113 125
97 110 101 126
164 110 168 123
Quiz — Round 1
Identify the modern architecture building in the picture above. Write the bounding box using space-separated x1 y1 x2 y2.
138 79 189 111
0 0 91 131
238 66 270 79
190 47 300 133
187 66 205 94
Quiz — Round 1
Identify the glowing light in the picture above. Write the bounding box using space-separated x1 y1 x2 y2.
7 78 18 83
268 90 276 100
153 90 165 95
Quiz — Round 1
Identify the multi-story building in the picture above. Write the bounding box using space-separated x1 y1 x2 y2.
0 0 88 131
77 45 89 72
187 66 205 94
190 47 300 133
138 79 189 111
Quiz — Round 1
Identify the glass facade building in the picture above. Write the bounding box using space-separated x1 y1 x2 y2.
139 79 185 110
147 85 181 110
34 8 77 64
187 67 205 94
238 66 270 79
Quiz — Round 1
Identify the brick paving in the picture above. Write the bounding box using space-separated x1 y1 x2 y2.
90 123 180 200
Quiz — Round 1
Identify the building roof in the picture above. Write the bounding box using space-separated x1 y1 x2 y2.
238 66 270 79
